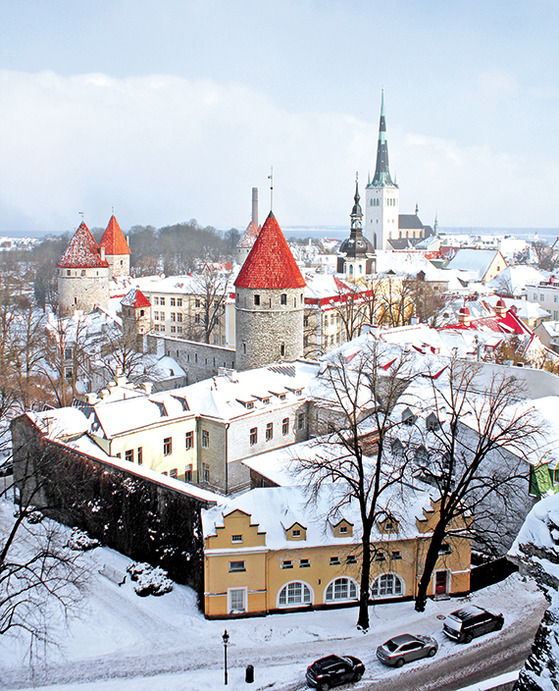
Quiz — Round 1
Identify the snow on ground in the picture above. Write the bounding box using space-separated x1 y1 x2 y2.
0 498 545 691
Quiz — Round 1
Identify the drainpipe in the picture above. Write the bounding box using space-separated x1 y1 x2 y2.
225 423 230 495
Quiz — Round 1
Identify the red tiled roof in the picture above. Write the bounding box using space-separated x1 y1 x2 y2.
121 288 151 309
237 220 261 248
234 212 306 290
57 223 109 269
99 215 131 256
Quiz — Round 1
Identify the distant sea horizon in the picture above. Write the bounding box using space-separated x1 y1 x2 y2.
2 225 559 243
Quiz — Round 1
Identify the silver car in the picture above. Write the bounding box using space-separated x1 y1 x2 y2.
376 633 438 667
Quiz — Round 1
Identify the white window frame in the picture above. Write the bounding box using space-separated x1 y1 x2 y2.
371 572 405 599
324 577 359 603
227 587 247 614
277 581 314 608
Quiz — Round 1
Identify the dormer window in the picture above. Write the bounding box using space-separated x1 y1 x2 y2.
286 524 306 540
332 520 353 538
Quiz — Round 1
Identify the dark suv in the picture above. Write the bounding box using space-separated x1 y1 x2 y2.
443 604 504 643
306 655 365 689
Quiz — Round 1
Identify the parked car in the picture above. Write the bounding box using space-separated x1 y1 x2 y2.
443 604 504 643
376 633 438 667
306 655 365 689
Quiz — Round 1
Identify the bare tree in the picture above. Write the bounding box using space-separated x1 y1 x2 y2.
412 358 540 611
187 268 231 344
1 438 84 642
296 343 414 630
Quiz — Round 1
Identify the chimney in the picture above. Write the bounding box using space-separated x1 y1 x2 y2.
100 247 106 260
252 187 258 227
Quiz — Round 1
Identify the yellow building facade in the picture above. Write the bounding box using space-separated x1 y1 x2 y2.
203 488 471 618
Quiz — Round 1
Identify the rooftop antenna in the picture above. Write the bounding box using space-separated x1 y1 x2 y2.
268 166 274 211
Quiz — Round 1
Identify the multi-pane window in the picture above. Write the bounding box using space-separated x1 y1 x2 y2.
170 298 176 306
125 449 134 462
281 559 293 569
171 313 176 321
170 468 177 478
202 430 209 448
184 464 192 482
202 463 210 482
177 313 183 322
298 412 305 430
160 297 165 305
163 437 172 456
346 555 357 564
371 573 403 598
177 298 182 307
154 297 159 305
299 558 310 568
231 534 243 543
278 582 312 606
329 556 340 565
266 422 273 441
391 551 402 560
249 428 258 445
229 561 245 572
137 447 143 465
282 418 289 435
325 578 358 602
185 432 193 449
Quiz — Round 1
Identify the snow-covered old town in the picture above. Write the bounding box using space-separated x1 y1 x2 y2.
2 3 559 691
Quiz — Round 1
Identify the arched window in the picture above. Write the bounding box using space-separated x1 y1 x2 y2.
277 581 313 607
325 577 358 603
371 573 404 598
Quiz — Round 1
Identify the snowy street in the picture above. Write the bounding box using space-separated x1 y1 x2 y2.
0 500 548 691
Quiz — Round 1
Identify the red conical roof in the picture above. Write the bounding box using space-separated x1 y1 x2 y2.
237 220 261 248
100 215 131 255
57 222 109 269
234 213 305 289
121 288 151 309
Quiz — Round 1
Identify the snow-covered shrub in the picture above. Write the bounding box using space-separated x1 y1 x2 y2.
26 509 44 524
126 561 173 597
68 528 100 551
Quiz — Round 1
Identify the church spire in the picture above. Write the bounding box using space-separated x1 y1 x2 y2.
370 90 397 188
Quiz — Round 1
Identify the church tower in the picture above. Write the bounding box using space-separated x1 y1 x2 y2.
365 91 399 250
99 214 131 277
234 212 306 371
337 177 375 279
57 222 110 316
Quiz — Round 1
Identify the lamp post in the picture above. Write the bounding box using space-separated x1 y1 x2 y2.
222 629 230 685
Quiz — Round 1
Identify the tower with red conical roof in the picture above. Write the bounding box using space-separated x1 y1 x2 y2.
57 222 110 315
234 212 306 371
99 214 131 278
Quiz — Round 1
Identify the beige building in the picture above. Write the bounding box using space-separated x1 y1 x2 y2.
202 485 471 618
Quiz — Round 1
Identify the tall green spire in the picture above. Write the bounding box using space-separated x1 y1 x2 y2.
370 90 397 189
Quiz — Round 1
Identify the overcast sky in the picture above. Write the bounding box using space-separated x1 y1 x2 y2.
1 0 558 234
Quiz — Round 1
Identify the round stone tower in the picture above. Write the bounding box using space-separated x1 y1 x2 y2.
234 212 306 371
57 222 110 316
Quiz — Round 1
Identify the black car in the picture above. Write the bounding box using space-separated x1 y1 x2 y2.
443 604 504 643
376 633 438 667
306 655 365 690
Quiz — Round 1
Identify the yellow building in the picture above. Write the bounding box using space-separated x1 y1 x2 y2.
202 485 470 618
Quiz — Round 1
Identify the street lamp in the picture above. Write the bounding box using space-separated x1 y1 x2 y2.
222 629 230 685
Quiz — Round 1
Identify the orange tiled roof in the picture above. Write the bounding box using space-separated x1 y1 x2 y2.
121 288 151 309
99 215 131 256
57 223 109 269
235 212 306 290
